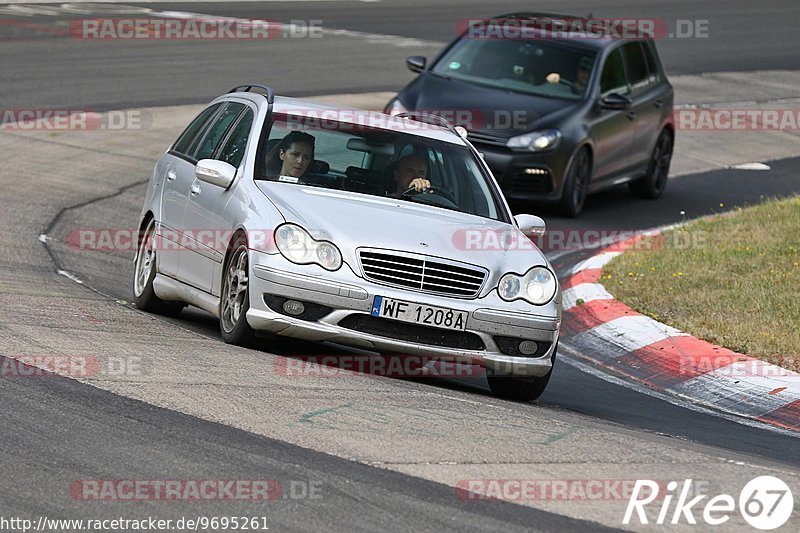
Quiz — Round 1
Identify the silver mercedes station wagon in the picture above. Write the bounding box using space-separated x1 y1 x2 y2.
133 84 562 400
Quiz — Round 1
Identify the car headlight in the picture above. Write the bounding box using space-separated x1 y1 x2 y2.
384 98 409 116
506 129 562 152
275 223 342 271
498 266 557 305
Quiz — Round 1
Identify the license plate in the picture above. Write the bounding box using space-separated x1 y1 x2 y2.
370 296 468 331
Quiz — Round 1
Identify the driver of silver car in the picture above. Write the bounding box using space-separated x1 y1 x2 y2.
390 154 431 198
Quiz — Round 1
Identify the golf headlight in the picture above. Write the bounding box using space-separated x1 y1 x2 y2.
275 224 342 271
506 129 562 152
498 266 557 305
384 98 409 116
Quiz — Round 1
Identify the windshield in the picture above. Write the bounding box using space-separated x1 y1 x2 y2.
256 115 506 222
432 38 597 100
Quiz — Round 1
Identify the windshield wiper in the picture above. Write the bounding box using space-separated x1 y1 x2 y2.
428 71 451 81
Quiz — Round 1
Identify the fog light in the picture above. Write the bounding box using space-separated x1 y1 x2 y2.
524 168 547 175
283 300 305 316
518 340 539 355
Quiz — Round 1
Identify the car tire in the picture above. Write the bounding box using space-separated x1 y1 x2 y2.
220 235 256 346
132 217 184 317
486 342 557 401
559 148 591 218
629 130 673 199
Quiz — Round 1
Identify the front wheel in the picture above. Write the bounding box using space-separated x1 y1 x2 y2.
630 130 673 199
132 218 183 316
486 343 557 401
559 148 591 218
220 237 256 346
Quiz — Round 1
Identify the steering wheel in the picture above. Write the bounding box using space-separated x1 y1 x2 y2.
557 78 576 90
401 186 459 208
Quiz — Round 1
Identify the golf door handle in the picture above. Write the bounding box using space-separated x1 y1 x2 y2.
654 99 663 108
166 169 177 181
627 111 637 120
190 183 201 195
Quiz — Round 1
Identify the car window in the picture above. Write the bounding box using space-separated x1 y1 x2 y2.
641 41 660 80
431 38 596 100
312 130 366 170
600 47 628 95
259 115 504 221
217 108 254 167
623 42 653 91
172 103 222 156
190 102 245 161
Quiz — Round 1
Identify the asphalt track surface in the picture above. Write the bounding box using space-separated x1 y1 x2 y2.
1 0 800 109
2 1 800 531
2 358 609 532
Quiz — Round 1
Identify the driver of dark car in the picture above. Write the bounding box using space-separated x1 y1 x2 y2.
390 154 431 197
574 56 593 93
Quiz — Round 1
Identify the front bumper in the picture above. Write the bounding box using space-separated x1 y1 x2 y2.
474 143 569 203
246 258 561 377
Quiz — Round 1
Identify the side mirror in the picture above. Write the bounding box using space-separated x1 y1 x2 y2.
600 92 633 110
406 56 426 73
514 214 546 238
195 159 236 189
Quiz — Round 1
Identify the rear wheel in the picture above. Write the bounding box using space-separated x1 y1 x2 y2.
486 343 557 401
132 217 183 316
220 236 256 346
630 130 673 199
559 148 591 218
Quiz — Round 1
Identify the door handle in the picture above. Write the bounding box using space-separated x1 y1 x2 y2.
190 183 201 195
166 169 177 181
654 99 663 108
627 111 637 120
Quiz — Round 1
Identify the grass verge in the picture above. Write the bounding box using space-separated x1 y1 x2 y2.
602 196 800 365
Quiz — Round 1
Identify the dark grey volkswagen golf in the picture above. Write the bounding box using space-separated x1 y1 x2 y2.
386 13 675 217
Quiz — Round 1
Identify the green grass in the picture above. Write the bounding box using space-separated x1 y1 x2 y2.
602 196 800 365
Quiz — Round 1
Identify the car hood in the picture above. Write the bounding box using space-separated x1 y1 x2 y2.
408 74 579 140
255 181 547 275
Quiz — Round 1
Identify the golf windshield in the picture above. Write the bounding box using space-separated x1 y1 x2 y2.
432 38 597 100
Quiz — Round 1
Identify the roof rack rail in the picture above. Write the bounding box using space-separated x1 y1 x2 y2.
395 111 460 136
488 11 583 22
228 84 275 104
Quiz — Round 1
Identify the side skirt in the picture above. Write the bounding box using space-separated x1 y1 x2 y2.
153 274 220 318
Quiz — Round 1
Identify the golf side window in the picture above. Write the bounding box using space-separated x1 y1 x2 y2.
600 47 629 96
623 42 655 92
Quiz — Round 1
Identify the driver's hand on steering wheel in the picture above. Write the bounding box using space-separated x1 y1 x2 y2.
408 177 431 192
